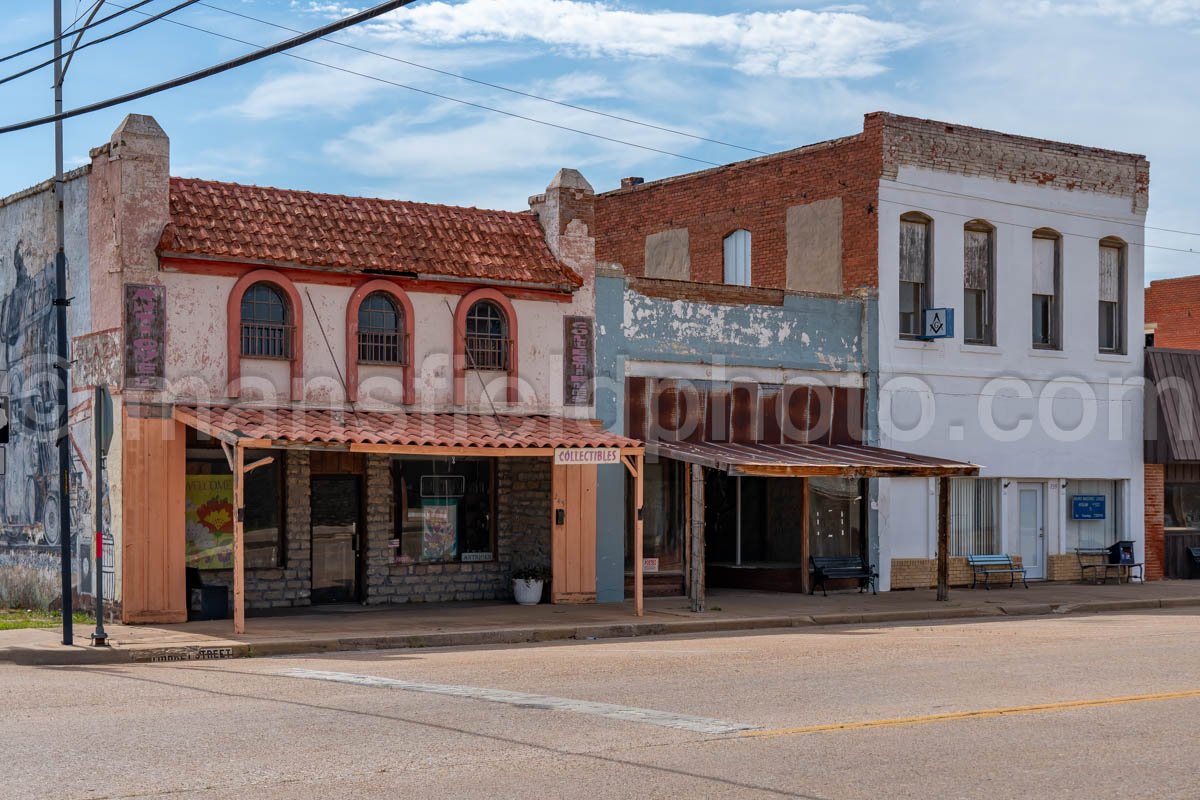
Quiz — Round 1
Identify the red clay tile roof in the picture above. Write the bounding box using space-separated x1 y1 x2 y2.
159 177 581 289
174 405 638 450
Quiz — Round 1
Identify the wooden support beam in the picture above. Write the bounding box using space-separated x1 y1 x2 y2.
242 456 274 474
689 464 705 613
233 444 246 634
634 453 645 617
936 476 950 601
800 476 812 595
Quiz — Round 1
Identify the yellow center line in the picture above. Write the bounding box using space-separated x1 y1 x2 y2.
741 689 1200 739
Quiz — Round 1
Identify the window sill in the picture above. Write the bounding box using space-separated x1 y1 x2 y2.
959 343 1000 355
895 338 941 350
1096 352 1133 363
1028 348 1068 359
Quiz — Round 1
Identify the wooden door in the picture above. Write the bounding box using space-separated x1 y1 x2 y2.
551 463 597 603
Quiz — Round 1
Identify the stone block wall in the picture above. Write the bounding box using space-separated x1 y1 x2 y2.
365 456 552 605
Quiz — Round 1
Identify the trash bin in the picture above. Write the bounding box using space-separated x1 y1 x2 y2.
1107 540 1135 565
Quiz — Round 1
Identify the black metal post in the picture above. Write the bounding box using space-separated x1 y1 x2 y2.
52 0 75 646
91 387 107 646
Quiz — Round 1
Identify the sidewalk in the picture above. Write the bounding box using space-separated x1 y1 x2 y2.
4 581 1199 666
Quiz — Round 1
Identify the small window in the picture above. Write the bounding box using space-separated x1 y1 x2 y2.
1099 239 1126 354
899 214 931 338
963 221 995 345
1032 230 1062 349
240 282 292 359
723 229 751 286
464 300 511 371
357 292 406 365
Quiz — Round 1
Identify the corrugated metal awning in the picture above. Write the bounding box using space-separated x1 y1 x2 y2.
1145 348 1200 463
649 440 978 478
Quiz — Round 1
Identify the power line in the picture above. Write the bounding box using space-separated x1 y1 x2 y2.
97 2 725 167
0 0 205 89
193 1 771 157
887 179 1200 239
0 0 426 136
0 0 159 66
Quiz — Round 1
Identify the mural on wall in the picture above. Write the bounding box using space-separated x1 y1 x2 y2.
0 180 101 607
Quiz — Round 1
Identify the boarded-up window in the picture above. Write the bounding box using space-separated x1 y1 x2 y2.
724 229 752 286
963 223 994 345
899 215 930 337
1032 232 1060 349
1099 241 1124 353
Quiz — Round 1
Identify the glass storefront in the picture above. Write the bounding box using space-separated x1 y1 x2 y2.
391 457 495 564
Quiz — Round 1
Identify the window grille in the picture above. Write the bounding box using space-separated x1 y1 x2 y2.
465 300 511 370
240 283 293 359
357 292 406 365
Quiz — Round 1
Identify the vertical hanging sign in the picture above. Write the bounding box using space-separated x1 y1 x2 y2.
563 316 594 406
124 284 166 390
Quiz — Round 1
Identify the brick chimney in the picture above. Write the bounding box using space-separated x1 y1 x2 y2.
620 176 645 189
529 168 596 310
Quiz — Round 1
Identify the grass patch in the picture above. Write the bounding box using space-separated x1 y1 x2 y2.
0 609 94 631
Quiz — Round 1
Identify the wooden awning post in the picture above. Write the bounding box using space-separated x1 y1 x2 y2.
634 453 645 617
233 444 246 634
800 477 811 595
936 476 950 601
689 464 705 613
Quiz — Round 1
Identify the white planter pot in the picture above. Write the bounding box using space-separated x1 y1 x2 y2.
512 578 544 605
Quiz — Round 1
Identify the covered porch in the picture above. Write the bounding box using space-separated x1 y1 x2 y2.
640 440 979 603
169 404 646 634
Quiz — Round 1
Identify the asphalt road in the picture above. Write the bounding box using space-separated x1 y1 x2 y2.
4 609 1199 799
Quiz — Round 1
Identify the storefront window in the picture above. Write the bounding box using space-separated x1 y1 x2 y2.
808 477 865 558
1165 484 1200 531
1064 479 1123 549
185 437 284 569
948 478 1001 556
392 458 494 564
626 459 686 573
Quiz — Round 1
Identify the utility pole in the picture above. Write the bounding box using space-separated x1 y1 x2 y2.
52 0 75 645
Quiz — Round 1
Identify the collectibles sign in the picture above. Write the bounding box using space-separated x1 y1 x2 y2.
124 283 166 390
554 447 621 466
563 316 594 406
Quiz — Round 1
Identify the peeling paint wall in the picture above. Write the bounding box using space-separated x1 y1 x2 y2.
593 271 872 602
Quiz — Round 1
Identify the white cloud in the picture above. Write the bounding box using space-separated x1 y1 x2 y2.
355 0 922 79
968 1 1200 25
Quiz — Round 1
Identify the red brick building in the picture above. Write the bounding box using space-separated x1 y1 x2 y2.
1145 274 1200 349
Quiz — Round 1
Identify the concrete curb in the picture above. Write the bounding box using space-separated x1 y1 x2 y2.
6 596 1199 666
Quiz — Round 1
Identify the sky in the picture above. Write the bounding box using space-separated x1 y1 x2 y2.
2 0 1199 283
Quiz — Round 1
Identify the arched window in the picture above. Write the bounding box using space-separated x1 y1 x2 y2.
899 212 932 338
240 282 292 358
723 229 752 286
464 300 511 370
357 292 406 365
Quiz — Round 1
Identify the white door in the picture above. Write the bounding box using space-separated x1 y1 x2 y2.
1017 483 1045 580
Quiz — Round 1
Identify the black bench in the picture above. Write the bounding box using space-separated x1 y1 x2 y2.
967 554 1028 589
1075 548 1143 585
809 555 877 597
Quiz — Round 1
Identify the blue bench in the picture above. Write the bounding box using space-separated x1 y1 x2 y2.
967 554 1028 589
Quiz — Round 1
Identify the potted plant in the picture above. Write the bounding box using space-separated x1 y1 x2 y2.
511 564 549 605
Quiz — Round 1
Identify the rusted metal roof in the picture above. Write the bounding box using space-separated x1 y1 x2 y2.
159 177 582 289
1145 348 1200 463
174 404 639 452
649 440 978 478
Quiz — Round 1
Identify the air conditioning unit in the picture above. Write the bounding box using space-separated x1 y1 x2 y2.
920 307 954 340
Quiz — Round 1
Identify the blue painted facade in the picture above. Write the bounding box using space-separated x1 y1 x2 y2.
593 271 877 602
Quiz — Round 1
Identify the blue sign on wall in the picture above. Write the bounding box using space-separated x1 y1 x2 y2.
1071 495 1107 520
